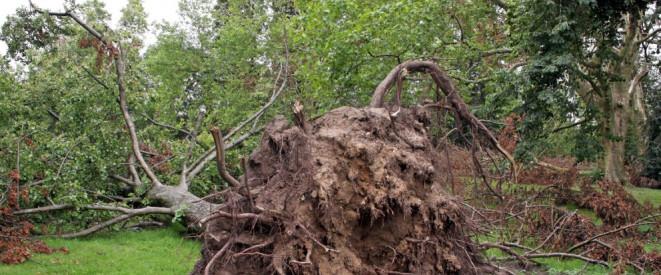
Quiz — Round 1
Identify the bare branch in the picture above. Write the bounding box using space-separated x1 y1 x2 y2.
524 252 610 268
56 206 173 238
210 127 241 188
179 107 206 189
15 203 173 238
370 60 517 183
47 109 61 121
14 204 74 215
638 27 661 44
110 173 134 186
551 120 586 133
204 238 233 275
81 66 109 90
566 214 661 253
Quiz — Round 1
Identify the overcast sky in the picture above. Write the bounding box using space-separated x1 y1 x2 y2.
0 0 181 55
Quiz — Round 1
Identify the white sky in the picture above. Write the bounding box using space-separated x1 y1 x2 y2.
0 0 181 55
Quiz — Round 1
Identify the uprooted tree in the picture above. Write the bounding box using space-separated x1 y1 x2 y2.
6 2 518 270
4 1 660 273
191 61 518 274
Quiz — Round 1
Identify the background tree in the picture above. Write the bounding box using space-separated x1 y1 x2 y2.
508 0 659 184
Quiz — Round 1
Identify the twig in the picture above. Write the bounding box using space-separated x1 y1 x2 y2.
289 247 312 265
524 252 610 268
566 214 661 253
81 65 110 90
296 223 337 253
240 158 255 212
204 238 234 275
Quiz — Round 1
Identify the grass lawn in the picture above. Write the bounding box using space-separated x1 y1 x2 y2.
625 186 661 208
0 227 201 275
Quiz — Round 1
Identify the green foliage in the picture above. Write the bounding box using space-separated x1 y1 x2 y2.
291 0 512 114
507 0 655 164
642 67 661 180
0 7 74 63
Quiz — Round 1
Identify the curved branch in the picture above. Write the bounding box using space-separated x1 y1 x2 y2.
210 127 241 188
370 60 517 182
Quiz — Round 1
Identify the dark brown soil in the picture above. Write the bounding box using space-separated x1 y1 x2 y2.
192 106 495 274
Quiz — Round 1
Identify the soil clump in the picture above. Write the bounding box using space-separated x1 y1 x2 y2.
192 106 494 274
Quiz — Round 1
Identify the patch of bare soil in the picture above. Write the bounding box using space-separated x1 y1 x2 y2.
192 106 495 274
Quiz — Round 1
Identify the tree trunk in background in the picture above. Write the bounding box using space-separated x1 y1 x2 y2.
592 14 647 184
600 82 629 184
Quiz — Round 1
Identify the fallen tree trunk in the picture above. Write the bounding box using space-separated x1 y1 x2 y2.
146 184 219 224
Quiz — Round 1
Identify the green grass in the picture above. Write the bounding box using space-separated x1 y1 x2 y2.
0 227 201 275
625 186 661 208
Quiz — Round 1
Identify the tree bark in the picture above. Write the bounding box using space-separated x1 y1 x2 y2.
146 184 219 224
586 13 647 184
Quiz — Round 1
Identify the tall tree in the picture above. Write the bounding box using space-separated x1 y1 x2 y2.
509 0 658 183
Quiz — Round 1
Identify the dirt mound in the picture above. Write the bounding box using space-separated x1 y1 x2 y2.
192 106 493 274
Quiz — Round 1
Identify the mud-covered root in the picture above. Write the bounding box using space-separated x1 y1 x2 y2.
193 107 496 274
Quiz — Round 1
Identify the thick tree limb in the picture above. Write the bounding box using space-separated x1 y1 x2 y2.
15 204 173 238
14 204 74 215
128 154 142 186
56 206 173 238
370 60 517 182
210 127 241 188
